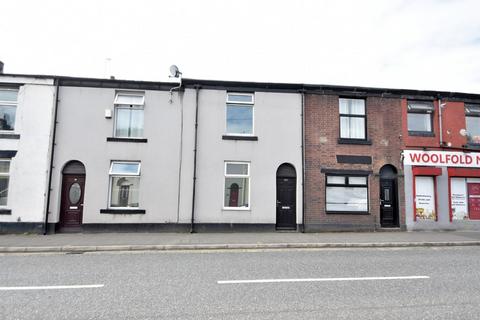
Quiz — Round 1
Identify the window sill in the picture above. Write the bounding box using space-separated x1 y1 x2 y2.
222 207 251 211
222 135 258 141
326 211 370 215
0 150 17 158
106 137 148 143
0 209 12 215
464 143 480 149
337 138 372 145
100 209 146 214
0 133 20 140
408 131 435 137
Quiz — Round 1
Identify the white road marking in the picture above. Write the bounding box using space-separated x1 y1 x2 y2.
218 275 430 284
0 284 104 291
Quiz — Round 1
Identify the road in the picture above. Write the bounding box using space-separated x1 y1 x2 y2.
1 246 480 319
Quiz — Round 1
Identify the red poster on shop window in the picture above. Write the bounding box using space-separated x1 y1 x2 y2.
467 183 480 220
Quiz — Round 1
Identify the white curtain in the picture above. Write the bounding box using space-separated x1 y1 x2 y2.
116 108 144 137
339 99 365 139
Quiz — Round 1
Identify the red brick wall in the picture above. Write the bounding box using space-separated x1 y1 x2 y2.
305 94 405 231
442 101 467 148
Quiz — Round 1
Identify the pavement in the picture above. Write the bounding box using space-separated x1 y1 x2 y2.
1 231 480 253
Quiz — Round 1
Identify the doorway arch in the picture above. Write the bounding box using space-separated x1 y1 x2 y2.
58 161 86 232
276 163 297 230
379 164 399 227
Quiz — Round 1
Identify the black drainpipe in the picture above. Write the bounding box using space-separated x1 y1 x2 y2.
43 78 60 235
190 85 200 233
300 88 306 233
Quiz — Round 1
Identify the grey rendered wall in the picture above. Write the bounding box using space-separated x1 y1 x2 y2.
0 78 55 225
194 89 303 224
404 165 480 230
49 87 196 224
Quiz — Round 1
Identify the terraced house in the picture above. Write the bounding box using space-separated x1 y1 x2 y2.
1 63 480 234
304 86 405 231
46 77 303 232
0 68 57 233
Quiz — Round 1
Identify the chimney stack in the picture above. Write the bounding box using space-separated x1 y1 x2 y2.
0 61 3 74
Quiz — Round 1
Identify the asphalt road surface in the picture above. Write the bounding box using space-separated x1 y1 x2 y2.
1 246 480 319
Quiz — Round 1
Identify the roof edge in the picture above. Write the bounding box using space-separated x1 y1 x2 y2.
1 73 479 99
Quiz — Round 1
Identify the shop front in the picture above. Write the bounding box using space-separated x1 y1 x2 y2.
404 150 480 230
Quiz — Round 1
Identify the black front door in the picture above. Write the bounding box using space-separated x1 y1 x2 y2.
380 178 399 227
276 177 296 230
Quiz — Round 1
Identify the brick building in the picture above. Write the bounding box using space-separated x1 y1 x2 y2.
304 87 406 231
402 93 480 230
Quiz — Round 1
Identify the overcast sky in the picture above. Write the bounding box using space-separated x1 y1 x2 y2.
2 0 479 93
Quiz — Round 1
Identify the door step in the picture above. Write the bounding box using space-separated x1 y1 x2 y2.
376 227 402 232
275 228 298 232
57 227 83 233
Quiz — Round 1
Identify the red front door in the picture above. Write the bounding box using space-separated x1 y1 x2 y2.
59 174 85 231
468 183 480 220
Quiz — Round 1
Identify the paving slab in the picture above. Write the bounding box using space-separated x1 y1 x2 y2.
1 231 480 253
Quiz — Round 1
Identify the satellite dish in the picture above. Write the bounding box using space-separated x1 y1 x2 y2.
169 65 182 78
460 129 468 137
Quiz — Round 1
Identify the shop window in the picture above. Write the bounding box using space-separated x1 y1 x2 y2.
114 92 145 138
450 177 480 220
224 162 250 209
407 101 434 134
109 161 141 208
225 93 254 135
326 175 368 213
339 98 366 140
0 89 18 131
414 176 436 220
465 104 480 144
0 160 10 206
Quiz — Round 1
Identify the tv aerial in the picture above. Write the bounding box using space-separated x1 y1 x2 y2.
169 65 183 103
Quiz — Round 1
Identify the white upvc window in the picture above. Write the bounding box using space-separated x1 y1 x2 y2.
0 89 18 131
223 162 250 210
225 92 254 135
407 101 434 133
339 98 366 140
108 161 141 208
465 104 480 143
326 175 368 213
0 160 10 206
113 92 145 138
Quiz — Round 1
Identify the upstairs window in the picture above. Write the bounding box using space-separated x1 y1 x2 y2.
339 98 366 140
109 161 141 208
407 101 434 134
465 104 480 143
114 92 145 138
224 162 250 209
326 175 368 213
0 89 18 131
226 93 254 135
